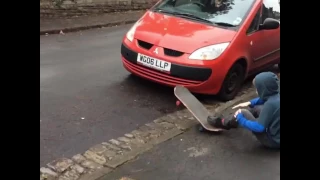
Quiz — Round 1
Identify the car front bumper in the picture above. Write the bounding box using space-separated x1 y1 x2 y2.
120 42 225 95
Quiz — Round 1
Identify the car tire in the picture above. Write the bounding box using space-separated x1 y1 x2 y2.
218 63 245 101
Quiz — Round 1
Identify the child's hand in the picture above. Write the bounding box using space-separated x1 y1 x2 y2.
232 102 251 109
234 109 242 118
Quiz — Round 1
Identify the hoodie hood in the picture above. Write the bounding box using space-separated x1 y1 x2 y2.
254 72 280 101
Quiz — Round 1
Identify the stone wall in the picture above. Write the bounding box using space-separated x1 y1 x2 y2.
40 0 159 18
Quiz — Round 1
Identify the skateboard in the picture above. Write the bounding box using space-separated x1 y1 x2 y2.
174 85 224 132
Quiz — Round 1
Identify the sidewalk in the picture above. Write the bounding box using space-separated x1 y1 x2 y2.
40 11 145 35
99 105 280 180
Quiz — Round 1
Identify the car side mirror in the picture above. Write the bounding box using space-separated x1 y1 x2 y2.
259 18 280 30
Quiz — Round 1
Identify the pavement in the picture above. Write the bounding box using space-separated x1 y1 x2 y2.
99 126 280 180
40 78 279 180
97 87 280 180
40 11 145 35
40 25 183 167
40 83 280 180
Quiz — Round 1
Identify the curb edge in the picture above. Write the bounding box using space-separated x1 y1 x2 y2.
40 20 137 35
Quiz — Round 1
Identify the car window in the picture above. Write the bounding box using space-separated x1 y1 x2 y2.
261 0 280 23
246 7 261 34
151 0 256 27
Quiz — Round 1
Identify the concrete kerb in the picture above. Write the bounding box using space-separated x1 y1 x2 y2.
40 87 256 180
40 20 137 35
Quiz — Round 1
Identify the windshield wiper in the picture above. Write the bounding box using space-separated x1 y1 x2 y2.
153 9 212 24
173 13 213 24
213 22 237 27
153 8 175 14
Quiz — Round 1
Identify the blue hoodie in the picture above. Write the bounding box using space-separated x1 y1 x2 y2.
236 72 280 145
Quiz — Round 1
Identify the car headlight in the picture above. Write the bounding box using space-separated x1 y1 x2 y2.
189 42 230 60
126 22 140 42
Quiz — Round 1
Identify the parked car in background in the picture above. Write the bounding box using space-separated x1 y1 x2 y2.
121 0 280 101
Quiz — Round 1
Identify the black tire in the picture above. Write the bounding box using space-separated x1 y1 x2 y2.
218 63 245 101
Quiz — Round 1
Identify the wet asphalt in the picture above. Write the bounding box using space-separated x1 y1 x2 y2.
99 104 280 180
40 25 279 168
40 25 180 167
99 128 280 180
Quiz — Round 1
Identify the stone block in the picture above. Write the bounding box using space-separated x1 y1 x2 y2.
47 158 74 173
83 150 107 165
72 154 86 164
81 160 102 169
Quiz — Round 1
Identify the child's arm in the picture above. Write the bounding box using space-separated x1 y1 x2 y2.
236 113 265 132
236 103 274 132
249 97 265 108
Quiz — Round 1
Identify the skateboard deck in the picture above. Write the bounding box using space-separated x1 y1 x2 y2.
174 85 224 132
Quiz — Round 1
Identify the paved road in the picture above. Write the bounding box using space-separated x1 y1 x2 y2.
40 25 180 167
40 25 279 168
100 110 280 180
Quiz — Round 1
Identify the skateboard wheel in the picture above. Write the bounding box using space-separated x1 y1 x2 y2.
198 124 206 132
176 100 181 106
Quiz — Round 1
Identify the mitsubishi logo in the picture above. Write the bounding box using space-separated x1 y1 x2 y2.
153 48 159 54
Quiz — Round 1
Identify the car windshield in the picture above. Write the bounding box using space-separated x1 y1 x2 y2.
152 0 256 26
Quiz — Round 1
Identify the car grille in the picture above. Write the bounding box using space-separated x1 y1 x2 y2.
164 48 184 57
137 40 153 50
137 40 184 57
122 59 203 86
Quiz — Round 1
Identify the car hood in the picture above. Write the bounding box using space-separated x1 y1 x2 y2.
133 11 237 54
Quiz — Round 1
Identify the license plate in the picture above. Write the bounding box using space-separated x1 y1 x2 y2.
137 53 171 72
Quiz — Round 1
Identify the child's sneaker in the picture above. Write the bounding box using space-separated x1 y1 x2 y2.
224 116 238 129
207 115 238 130
207 115 230 130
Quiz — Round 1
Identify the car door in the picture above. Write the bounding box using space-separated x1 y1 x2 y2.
245 5 270 71
246 0 280 71
260 0 280 63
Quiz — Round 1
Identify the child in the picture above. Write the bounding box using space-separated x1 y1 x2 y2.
208 72 280 149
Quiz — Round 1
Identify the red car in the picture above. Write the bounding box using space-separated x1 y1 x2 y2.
121 0 280 101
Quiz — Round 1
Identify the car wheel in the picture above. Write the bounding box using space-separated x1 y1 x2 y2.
218 63 245 101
